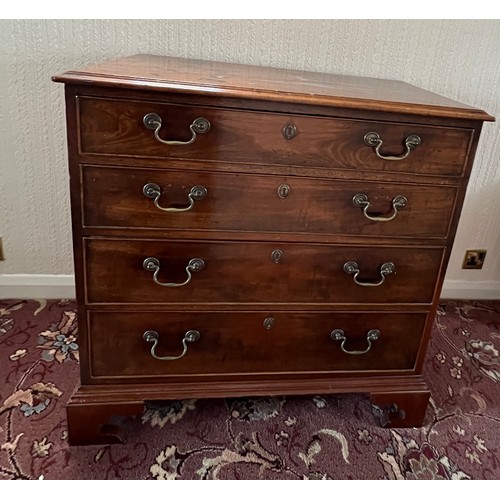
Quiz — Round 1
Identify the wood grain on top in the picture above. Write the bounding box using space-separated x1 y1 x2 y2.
53 54 494 121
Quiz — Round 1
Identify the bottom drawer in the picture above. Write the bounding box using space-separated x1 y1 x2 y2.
88 311 427 379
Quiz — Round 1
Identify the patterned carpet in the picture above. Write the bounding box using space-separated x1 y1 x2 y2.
1 299 500 479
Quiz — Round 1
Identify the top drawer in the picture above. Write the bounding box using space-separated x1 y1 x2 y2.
77 97 472 177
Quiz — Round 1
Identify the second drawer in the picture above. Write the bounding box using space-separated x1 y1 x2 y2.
82 165 457 240
84 238 443 304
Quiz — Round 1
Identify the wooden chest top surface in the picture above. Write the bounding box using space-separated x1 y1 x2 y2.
53 54 494 121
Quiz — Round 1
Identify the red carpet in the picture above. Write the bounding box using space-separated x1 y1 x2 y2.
1 299 499 479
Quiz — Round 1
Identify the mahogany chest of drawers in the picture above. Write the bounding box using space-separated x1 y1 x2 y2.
53 54 493 445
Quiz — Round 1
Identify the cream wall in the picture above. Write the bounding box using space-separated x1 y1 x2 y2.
0 19 499 298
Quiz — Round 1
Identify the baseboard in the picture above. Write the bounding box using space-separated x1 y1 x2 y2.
0 274 499 301
0 274 75 299
440 280 500 300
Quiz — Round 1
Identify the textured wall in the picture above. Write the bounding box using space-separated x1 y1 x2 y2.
0 19 499 284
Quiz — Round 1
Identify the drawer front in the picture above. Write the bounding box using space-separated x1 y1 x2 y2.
88 311 427 378
78 97 471 176
82 165 457 240
85 238 443 304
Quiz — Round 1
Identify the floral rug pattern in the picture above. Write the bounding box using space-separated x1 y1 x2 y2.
1 299 499 479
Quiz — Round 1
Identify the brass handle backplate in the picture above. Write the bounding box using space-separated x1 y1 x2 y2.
364 132 421 161
143 329 200 361
353 193 407 222
344 261 395 287
143 257 205 287
143 113 210 146
143 183 207 212
331 328 381 355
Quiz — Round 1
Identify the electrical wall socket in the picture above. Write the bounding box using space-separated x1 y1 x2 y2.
462 249 486 269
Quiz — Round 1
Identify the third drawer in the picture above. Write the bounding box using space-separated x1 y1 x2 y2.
84 238 444 304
